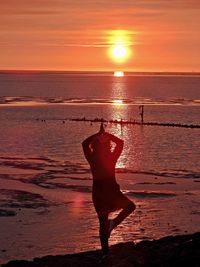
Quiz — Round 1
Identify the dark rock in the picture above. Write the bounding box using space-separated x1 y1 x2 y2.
2 232 200 267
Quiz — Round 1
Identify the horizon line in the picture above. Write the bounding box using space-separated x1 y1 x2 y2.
1 69 200 76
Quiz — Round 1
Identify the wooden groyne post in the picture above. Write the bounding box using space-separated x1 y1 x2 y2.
139 105 144 124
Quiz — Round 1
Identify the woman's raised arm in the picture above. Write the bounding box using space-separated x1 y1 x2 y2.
105 133 124 159
82 133 99 160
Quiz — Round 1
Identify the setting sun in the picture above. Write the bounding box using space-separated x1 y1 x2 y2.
108 30 132 63
112 46 127 60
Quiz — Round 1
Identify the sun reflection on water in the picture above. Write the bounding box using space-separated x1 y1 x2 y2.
108 77 144 171
110 76 128 121
112 99 124 105
111 76 127 100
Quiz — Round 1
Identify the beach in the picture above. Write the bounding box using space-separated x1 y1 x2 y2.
3 232 200 267
1 169 200 265
0 72 200 265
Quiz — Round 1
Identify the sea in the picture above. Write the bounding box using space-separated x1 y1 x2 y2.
0 71 200 263
0 71 199 178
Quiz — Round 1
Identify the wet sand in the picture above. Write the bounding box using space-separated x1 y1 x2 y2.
0 162 200 265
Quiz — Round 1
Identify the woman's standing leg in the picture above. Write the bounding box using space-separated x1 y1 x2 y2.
98 212 109 254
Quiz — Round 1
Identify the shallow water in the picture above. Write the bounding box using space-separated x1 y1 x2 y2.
0 116 199 178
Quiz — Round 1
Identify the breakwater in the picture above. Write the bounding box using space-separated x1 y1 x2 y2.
68 117 200 129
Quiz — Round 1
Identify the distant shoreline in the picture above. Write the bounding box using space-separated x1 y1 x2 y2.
1 70 200 76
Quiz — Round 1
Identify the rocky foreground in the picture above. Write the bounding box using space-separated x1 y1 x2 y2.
3 232 200 267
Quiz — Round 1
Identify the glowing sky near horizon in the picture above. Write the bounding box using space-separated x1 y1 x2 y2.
0 0 200 71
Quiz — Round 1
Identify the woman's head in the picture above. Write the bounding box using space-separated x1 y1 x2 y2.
91 135 111 154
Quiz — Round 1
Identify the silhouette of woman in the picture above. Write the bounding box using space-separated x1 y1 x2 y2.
82 123 135 254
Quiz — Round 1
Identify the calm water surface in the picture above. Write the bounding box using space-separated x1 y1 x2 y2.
0 72 199 178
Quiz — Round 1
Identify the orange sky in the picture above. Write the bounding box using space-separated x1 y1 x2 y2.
1 0 200 72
